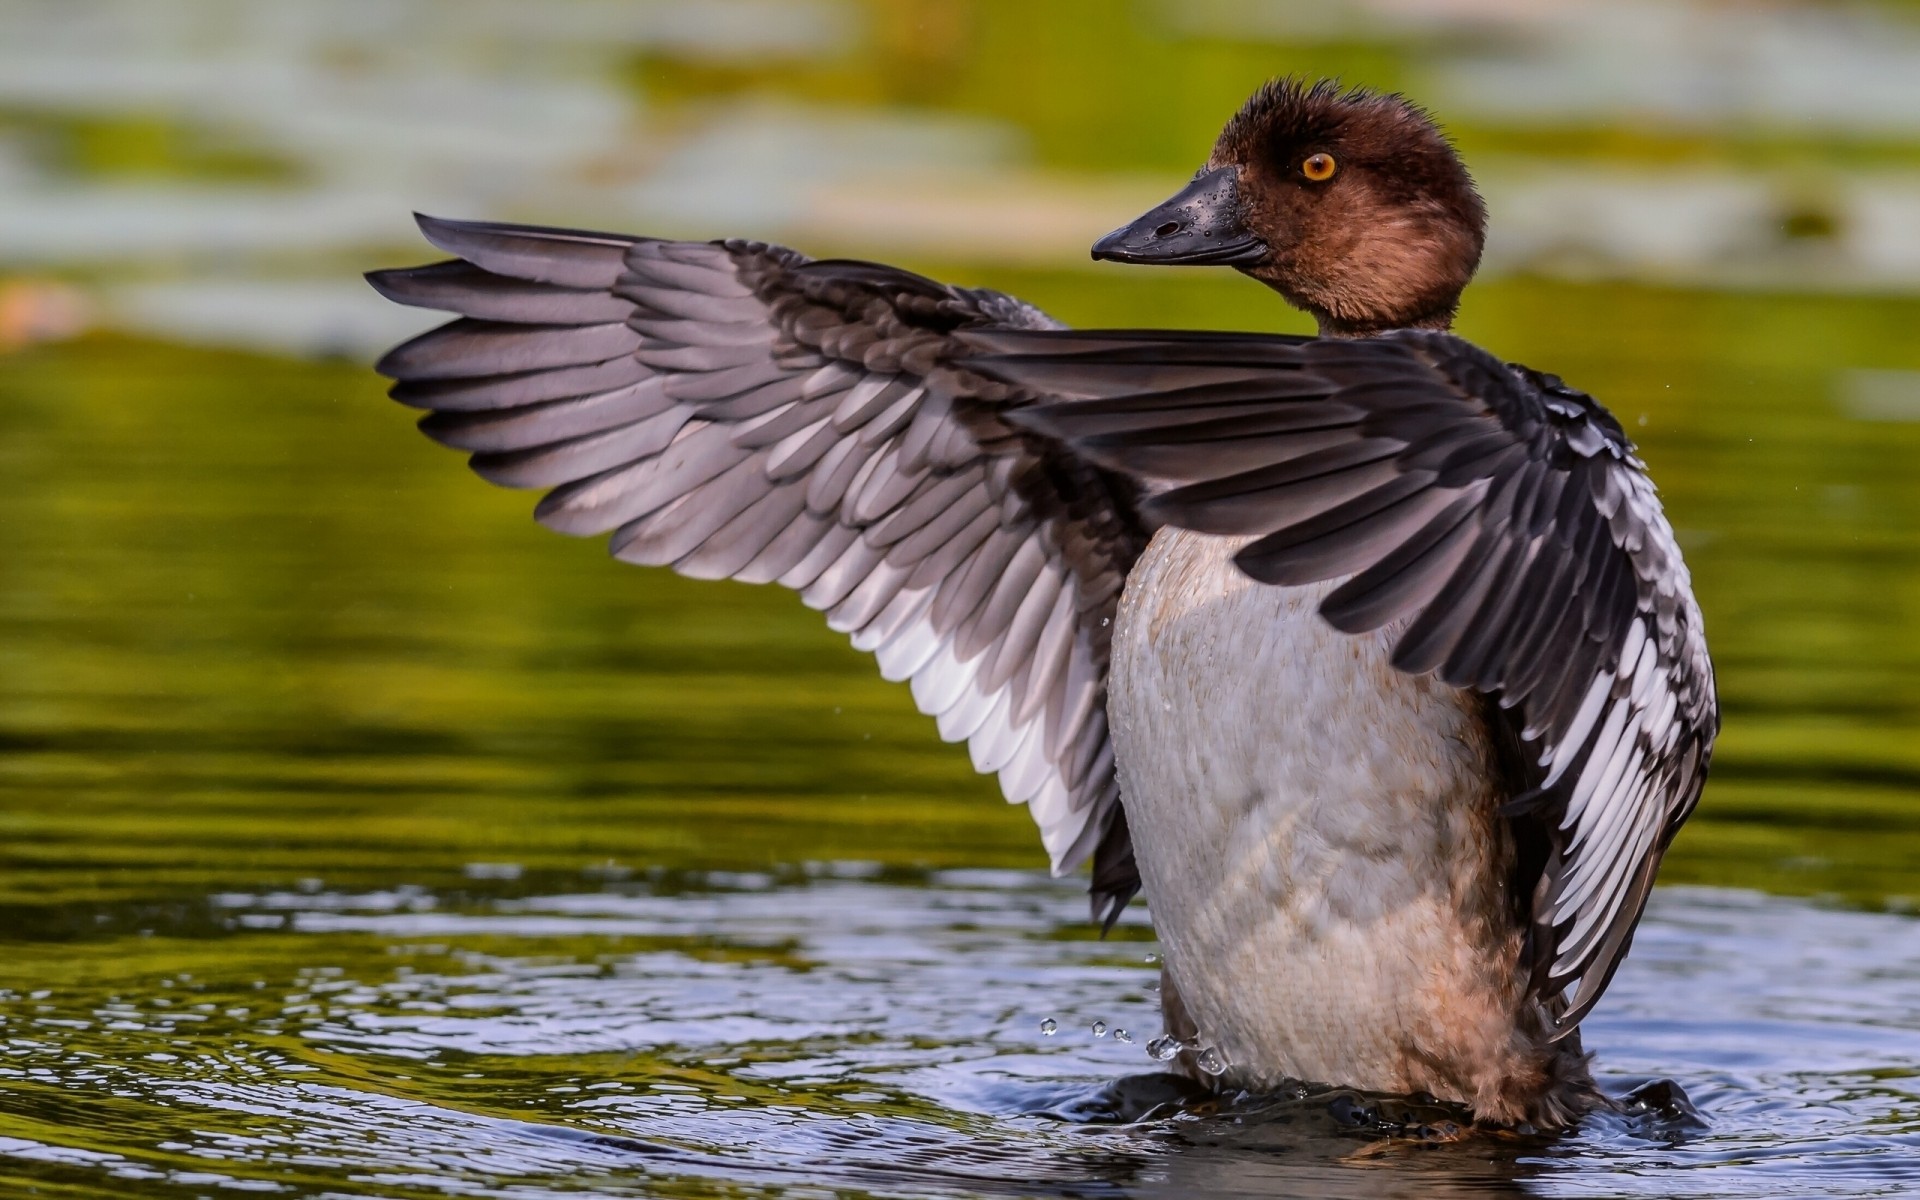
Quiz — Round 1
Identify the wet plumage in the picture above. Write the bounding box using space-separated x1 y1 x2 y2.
368 78 1717 1128
372 221 1151 923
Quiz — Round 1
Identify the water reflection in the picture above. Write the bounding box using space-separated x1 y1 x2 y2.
1 875 1915 1198
4 3 1920 1197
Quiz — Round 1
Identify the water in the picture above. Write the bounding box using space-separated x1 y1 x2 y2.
5 2 1920 1196
1 873 1916 1198
2 283 1917 1200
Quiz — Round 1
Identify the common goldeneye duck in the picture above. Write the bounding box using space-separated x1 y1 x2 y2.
367 77 1717 1129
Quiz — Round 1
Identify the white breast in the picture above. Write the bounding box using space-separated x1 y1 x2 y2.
1110 528 1537 1103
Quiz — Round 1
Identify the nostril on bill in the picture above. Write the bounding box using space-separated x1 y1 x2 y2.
1155 221 1180 237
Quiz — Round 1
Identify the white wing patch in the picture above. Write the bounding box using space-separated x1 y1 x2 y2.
372 227 1128 878
1528 459 1712 1012
981 326 1719 1028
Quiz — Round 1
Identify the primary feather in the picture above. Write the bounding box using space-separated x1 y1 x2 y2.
370 216 1152 927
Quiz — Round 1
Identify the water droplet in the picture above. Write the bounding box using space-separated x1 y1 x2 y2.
1091 1020 1107 1037
1113 1028 1133 1044
1039 1018 1057 1036
1146 1035 1181 1062
1196 1046 1229 1076
1143 952 1159 965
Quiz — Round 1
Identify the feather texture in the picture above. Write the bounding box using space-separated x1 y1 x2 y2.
979 327 1718 1034
371 217 1719 1036
369 217 1151 927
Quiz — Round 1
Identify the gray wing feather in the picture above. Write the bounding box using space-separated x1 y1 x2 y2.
369 217 1150 920
982 327 1718 1034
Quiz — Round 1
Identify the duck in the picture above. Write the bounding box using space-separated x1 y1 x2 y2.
366 78 1718 1129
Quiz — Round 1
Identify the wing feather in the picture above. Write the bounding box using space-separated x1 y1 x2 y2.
370 217 1152 927
982 326 1718 1033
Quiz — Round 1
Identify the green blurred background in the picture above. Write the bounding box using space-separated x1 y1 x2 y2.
3 0 1920 929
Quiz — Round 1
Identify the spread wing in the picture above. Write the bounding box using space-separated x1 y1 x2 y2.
367 216 1152 924
977 326 1718 1032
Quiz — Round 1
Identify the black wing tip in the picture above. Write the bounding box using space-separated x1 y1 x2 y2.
363 214 494 308
364 259 466 307
412 211 642 254
1543 956 1623 1041
364 265 408 302
370 318 476 381
1532 853 1664 1040
1090 883 1139 936
371 332 421 380
1227 535 1330 586
413 211 484 255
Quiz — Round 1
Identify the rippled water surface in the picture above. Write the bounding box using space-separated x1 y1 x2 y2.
2 874 1918 1198
6 2 1920 1196
2 303 1918 1198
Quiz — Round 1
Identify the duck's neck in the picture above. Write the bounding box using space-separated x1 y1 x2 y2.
1251 257 1470 338
1315 309 1454 339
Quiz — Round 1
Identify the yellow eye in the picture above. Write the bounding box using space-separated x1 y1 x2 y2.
1302 152 1337 182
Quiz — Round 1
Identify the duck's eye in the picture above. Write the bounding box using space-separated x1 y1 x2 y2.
1301 153 1337 182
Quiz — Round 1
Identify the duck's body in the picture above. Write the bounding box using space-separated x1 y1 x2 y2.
367 78 1717 1129
1112 534 1594 1123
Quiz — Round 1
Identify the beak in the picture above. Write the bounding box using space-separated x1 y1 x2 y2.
1091 166 1267 267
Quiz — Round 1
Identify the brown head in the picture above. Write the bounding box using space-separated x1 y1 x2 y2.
1092 79 1486 337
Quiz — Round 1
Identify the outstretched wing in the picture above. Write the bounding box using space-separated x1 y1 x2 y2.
368 216 1152 923
978 326 1718 1031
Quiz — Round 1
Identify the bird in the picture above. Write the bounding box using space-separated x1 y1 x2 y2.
366 78 1717 1129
